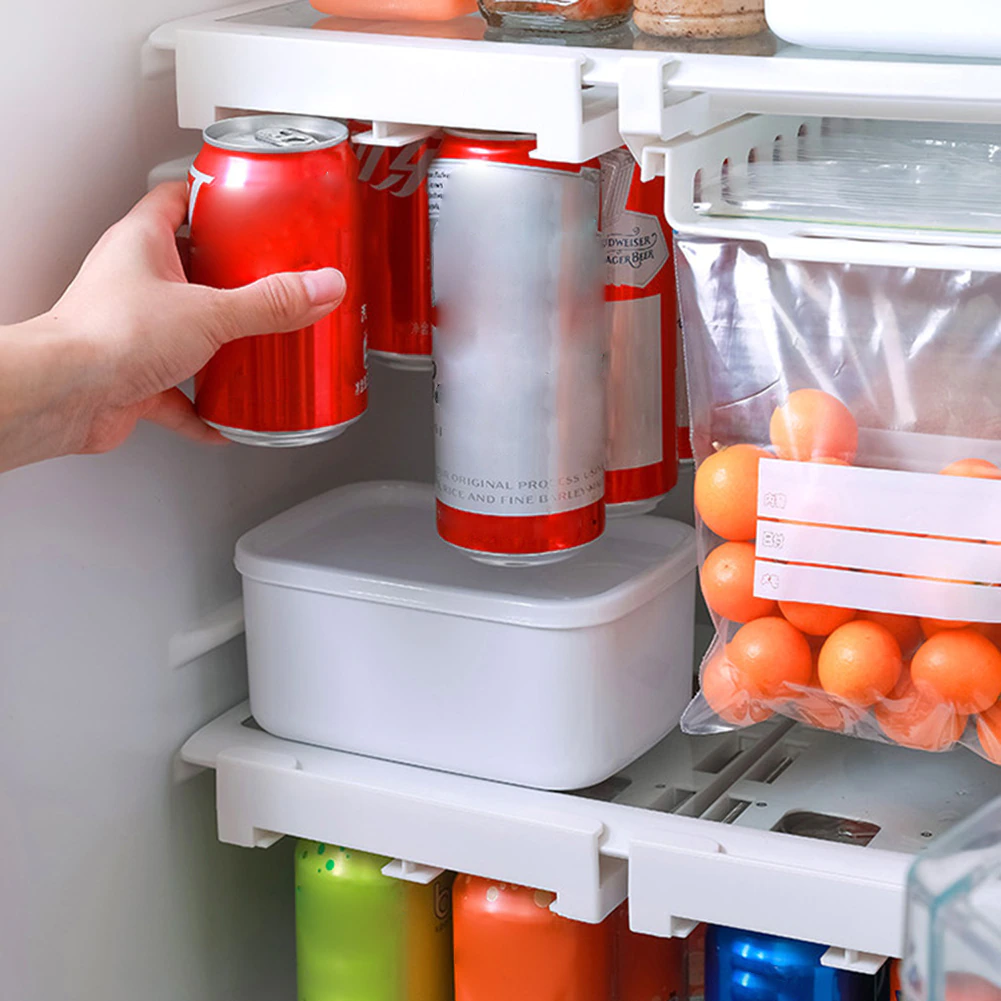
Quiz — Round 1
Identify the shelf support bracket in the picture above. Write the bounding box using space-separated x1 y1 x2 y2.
212 744 624 924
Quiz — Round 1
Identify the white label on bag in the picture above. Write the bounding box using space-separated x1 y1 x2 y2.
606 297 664 472
753 457 1001 621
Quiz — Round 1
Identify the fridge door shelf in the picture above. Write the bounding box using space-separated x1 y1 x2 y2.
147 1 1001 166
181 702 1001 963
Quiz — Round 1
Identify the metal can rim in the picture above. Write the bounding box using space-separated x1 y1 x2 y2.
432 156 593 180
443 128 536 142
203 114 349 154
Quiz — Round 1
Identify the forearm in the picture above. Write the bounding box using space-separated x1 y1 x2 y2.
0 314 100 472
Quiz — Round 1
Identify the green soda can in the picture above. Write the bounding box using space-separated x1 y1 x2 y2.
295 840 454 1001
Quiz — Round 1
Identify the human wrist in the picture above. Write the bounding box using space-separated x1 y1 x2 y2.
0 312 105 469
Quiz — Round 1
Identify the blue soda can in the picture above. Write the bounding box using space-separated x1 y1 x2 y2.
706 926 883 1001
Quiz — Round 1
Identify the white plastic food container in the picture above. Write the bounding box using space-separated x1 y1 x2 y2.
236 481 697 790
766 0 1001 58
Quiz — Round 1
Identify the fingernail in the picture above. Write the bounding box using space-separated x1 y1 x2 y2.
303 267 347 306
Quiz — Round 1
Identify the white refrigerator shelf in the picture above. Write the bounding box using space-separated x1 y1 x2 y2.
147 0 1001 164
181 702 1001 965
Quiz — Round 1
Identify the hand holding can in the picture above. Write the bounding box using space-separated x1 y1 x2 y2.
188 115 367 446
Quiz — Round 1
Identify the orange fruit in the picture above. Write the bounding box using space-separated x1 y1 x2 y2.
875 675 967 751
701 542 776 623
726 617 813 701
694 445 771 541
784 671 862 732
769 389 858 463
940 458 1001 479
779 601 856 637
817 621 902 706
945 974 1001 1001
921 617 972 638
912 628 1001 714
858 611 922 653
976 701 1001 764
701 649 773 725
974 623 1001 647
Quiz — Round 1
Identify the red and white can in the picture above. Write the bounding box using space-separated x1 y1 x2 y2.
188 115 366 446
430 131 606 566
600 148 679 514
350 125 438 371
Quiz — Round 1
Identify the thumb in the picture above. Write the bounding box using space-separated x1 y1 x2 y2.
212 267 347 342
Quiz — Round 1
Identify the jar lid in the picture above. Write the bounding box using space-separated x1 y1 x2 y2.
235 481 696 629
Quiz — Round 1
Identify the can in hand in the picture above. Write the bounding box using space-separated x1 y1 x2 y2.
295 841 454 1001
600 147 680 516
430 131 607 566
351 124 438 372
188 115 367 446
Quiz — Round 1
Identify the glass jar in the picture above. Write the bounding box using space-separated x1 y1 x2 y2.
478 0 632 34
633 0 765 39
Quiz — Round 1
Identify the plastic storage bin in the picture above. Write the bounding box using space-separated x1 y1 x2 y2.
236 481 697 790
905 797 1001 1001
765 0 1001 59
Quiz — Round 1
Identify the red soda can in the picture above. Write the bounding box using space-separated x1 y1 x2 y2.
351 124 438 371
614 904 687 1001
188 115 366 446
600 148 680 514
452 875 614 1001
430 131 606 566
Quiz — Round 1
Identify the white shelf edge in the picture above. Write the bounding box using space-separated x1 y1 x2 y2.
176 701 1001 958
149 2 1001 166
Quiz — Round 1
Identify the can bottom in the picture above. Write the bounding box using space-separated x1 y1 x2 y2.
370 350 433 373
206 414 363 447
444 538 599 567
607 495 667 519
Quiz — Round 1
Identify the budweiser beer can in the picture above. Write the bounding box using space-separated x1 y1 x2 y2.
188 115 366 446
600 148 679 514
430 131 606 566
351 125 438 371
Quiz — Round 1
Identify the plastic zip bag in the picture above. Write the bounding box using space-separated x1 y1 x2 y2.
678 235 1001 763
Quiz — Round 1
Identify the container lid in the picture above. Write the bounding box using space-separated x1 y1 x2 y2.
203 115 348 153
235 481 696 630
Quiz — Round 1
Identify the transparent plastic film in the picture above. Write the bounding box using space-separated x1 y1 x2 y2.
904 799 1001 1001
678 236 1001 764
696 121 1001 234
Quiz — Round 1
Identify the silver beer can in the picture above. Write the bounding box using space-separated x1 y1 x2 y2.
431 131 607 566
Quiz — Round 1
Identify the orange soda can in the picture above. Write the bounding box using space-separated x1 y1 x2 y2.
687 924 707 1001
453 874 614 1001
890 961 902 1001
615 904 687 1001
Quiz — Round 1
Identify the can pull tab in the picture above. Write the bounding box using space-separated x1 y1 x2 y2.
253 127 317 149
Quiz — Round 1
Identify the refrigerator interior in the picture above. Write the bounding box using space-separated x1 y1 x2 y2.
5 2 1001 999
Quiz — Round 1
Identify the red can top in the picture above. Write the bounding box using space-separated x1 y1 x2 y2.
202 114 348 155
437 129 598 174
